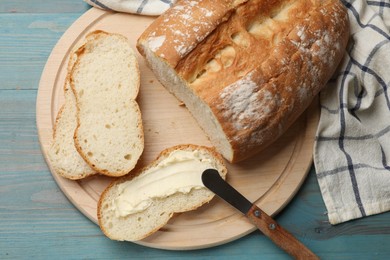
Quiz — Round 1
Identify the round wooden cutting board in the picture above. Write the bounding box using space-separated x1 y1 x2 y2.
36 8 319 250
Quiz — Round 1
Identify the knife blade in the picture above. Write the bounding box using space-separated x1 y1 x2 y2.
202 169 319 259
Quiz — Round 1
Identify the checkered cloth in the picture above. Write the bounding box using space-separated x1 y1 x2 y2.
314 0 390 225
84 0 176 15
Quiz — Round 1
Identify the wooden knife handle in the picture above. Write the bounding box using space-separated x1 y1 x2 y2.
246 204 319 259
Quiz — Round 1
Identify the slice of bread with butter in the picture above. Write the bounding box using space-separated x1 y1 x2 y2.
97 144 227 241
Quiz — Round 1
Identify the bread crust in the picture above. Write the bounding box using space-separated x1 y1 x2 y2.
48 52 96 180
137 0 349 162
97 144 227 241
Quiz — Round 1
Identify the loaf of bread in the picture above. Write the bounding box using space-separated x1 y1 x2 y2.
47 52 97 180
71 31 144 177
98 144 227 241
137 0 349 163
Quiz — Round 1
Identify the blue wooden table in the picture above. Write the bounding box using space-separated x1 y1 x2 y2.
1 1 390 259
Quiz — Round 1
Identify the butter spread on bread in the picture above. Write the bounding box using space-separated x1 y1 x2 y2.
137 0 350 162
98 145 227 241
114 149 216 216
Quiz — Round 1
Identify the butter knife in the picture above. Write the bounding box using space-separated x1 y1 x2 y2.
202 169 319 259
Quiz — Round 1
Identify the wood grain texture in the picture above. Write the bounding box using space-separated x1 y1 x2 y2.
0 14 86 90
0 0 90 13
246 204 319 259
1 0 390 259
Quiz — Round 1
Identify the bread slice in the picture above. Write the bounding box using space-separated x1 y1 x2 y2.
71 31 144 177
47 53 96 180
137 0 349 163
97 144 228 241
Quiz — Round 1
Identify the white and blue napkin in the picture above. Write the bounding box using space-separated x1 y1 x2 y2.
314 0 390 224
83 0 390 225
84 0 176 15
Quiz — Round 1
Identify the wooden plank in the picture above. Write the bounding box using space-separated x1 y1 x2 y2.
0 84 286 259
0 14 83 90
1 150 390 259
1 0 390 258
0 0 90 13
0 89 389 256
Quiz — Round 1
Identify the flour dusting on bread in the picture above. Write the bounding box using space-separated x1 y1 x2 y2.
137 0 349 162
219 72 274 131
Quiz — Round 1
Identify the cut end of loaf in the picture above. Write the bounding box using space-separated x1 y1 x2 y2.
140 45 235 162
